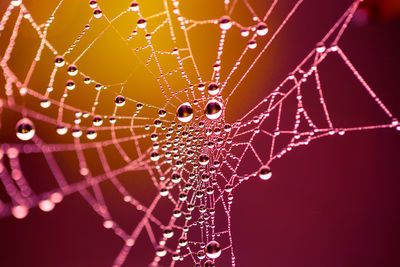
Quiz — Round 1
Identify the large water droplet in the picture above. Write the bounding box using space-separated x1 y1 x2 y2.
199 154 209 165
115 95 125 107
205 240 221 259
54 56 65 67
204 100 223 120
16 118 35 141
219 16 232 30
177 102 193 123
259 167 272 180
255 22 268 36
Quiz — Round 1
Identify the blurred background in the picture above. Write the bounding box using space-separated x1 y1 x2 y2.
0 0 399 266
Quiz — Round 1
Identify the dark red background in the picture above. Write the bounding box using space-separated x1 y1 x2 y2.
0 1 399 267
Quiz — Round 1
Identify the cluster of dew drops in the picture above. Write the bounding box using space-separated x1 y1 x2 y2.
11 1 276 265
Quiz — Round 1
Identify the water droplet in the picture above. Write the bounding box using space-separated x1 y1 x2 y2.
160 188 168 196
198 83 205 91
93 9 102 19
83 77 91 84
86 128 97 140
177 102 193 123
151 152 159 161
56 125 67 135
89 0 98 9
205 240 221 259
137 18 147 28
158 109 166 117
72 127 82 138
93 116 103 126
259 167 272 180
199 154 209 165
16 118 35 141
248 40 257 49
40 98 50 108
12 205 28 219
163 228 174 238
219 16 232 30
156 247 167 257
115 95 125 107
54 56 65 67
129 2 139 12
255 22 268 36
39 199 55 212
178 238 187 247
204 100 223 120
11 0 22 7
66 80 75 90
171 173 181 183
95 83 102 90
241 28 250 37
67 65 78 76
154 119 162 127
207 82 219 95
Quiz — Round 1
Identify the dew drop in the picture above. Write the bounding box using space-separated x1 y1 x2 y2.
199 154 209 165
160 188 168 196
83 77 91 84
241 28 250 37
86 128 97 140
255 22 268 36
40 98 50 108
259 167 272 180
95 83 102 90
207 82 219 96
205 240 221 259
115 95 125 107
56 125 68 135
66 80 75 90
93 116 103 126
89 0 97 8
72 127 82 138
151 152 160 161
129 2 139 12
248 40 257 49
137 18 147 28
156 247 167 257
12 205 28 219
39 199 55 212
11 0 22 7
67 65 78 76
54 56 65 67
204 100 223 120
158 109 166 117
136 103 143 110
176 102 193 123
93 9 102 19
163 228 174 238
171 173 181 183
219 16 232 30
16 118 35 141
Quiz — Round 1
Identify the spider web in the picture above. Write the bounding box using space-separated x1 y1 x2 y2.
0 0 398 266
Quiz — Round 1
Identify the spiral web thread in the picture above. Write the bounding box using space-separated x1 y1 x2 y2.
0 0 398 266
